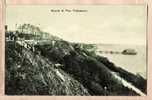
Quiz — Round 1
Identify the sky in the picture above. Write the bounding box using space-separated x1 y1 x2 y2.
6 5 147 45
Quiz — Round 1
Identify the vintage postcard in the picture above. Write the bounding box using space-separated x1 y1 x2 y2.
0 0 152 100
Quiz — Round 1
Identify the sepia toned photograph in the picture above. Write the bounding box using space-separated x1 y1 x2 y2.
5 5 147 96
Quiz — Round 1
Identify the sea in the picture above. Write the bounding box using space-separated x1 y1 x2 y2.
96 44 147 79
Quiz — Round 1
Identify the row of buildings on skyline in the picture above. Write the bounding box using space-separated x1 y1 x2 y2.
5 24 50 41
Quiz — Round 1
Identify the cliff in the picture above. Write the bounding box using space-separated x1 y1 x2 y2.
5 26 146 95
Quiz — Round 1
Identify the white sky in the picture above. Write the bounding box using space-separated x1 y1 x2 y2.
6 5 147 45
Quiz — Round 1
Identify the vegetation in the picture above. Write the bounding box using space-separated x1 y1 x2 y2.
5 24 146 95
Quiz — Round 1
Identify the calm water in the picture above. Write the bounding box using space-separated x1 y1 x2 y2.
96 44 147 79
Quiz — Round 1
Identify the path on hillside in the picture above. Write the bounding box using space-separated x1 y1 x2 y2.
111 72 146 96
